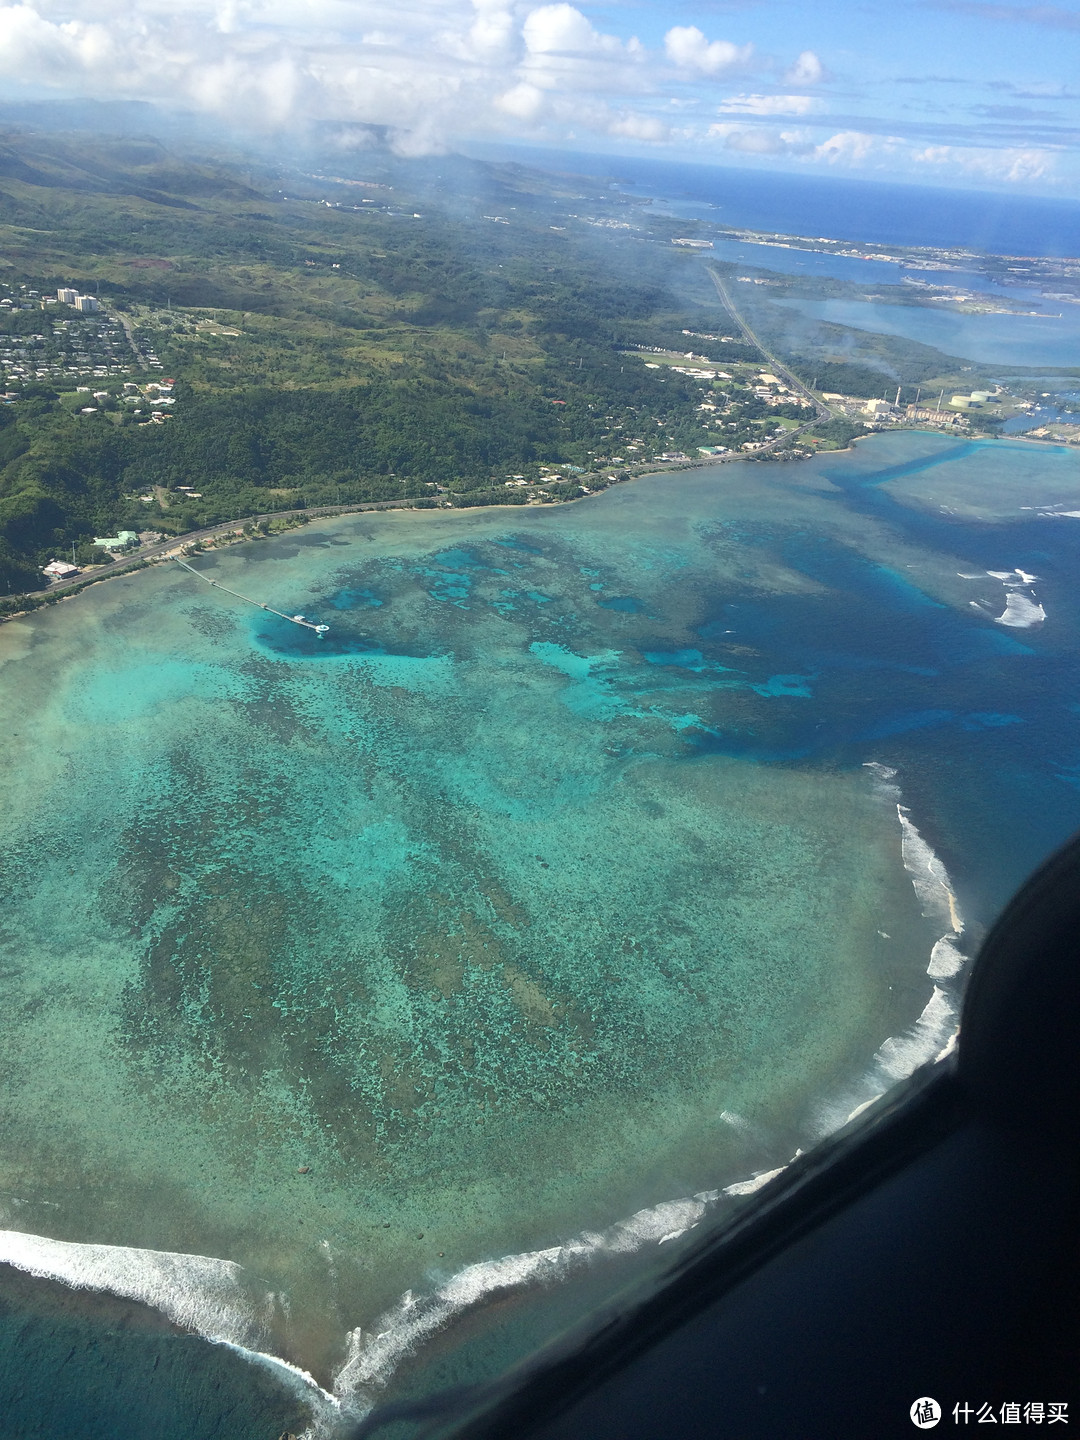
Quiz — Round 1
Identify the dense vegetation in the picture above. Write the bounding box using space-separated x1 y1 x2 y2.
0 129 758 594
0 127 1001 599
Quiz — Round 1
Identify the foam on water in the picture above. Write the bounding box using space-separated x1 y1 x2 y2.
928 934 967 980
812 765 971 1132
0 1192 738 1433
986 569 1047 629
814 982 959 1136
722 1167 787 1198
0 1232 345 1435
213 1341 342 1439
897 805 965 938
331 1191 720 1415
996 593 1047 628
0 1230 267 1349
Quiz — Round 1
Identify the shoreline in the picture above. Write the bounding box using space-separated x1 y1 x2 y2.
0 426 998 1424
0 465 694 625
1 424 1068 631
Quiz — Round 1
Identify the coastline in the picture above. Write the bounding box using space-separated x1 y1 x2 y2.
3 424 1070 630
5 425 1063 1432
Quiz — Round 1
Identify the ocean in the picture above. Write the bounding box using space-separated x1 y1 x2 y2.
482 147 1080 369
496 147 1080 259
1 431 1078 1435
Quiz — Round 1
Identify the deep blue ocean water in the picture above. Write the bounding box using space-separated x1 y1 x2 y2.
1 433 1080 1435
681 441 1080 917
494 147 1080 257
4 121 1080 1431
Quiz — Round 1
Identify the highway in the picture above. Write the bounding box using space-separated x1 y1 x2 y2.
19 308 833 613
706 266 835 422
20 499 413 602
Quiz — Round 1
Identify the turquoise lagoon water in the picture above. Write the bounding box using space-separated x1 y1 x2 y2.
1 431 1079 1432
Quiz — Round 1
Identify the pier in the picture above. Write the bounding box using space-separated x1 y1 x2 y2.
174 558 329 634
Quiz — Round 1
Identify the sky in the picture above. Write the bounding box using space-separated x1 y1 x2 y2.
1 0 1080 194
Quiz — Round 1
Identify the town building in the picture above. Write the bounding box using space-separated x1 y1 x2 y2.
74 295 102 313
92 530 139 551
56 288 78 305
42 560 80 580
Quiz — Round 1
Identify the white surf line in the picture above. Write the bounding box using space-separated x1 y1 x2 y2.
0 1229 340 1437
807 766 971 1136
331 1193 719 1415
722 1166 788 1197
0 1230 266 1346
959 568 1046 628
211 1340 343 1440
0 770 977 1429
868 762 968 982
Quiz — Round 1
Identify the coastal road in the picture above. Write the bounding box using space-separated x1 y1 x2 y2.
706 266 834 422
21 428 823 611
22 499 415 603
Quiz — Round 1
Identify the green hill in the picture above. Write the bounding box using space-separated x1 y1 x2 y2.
0 128 740 598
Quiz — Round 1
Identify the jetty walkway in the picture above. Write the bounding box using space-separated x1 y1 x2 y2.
173 558 329 634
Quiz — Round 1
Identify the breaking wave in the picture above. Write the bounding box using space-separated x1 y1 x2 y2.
0 1229 268 1348
958 568 1047 628
0 765 972 1433
996 592 1046 628
812 766 969 1133
331 1191 720 1414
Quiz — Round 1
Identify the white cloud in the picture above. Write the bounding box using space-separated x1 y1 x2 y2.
785 50 825 85
516 3 644 96
0 0 1066 190
703 119 1059 187
664 26 751 76
496 81 545 119
718 94 821 116
814 130 889 166
913 142 1055 183
0 0 653 147
608 112 669 143
523 4 633 57
708 122 811 155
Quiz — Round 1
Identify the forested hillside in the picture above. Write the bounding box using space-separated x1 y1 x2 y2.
0 129 756 596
